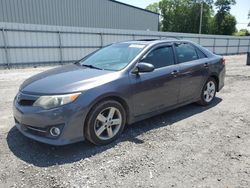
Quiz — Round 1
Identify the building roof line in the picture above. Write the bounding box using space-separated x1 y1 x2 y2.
108 0 160 16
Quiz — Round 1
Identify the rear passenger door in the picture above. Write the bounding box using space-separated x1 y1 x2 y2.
174 42 209 103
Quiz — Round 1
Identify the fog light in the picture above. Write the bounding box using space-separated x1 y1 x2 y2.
50 127 61 137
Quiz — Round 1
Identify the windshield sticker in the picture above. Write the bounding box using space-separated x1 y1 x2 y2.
129 44 145 49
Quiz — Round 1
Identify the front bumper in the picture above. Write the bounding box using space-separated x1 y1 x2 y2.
13 92 87 146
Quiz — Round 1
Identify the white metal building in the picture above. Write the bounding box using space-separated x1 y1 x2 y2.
0 0 160 31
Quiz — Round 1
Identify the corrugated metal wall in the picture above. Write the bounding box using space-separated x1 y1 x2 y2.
0 22 250 67
0 0 159 31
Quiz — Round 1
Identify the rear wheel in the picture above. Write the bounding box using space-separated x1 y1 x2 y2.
85 100 126 145
198 77 217 106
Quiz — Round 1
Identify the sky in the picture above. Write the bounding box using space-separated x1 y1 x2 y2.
117 0 250 31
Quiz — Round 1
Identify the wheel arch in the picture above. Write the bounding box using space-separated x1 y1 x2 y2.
84 95 130 130
209 74 219 92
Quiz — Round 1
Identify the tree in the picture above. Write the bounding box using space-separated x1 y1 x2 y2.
214 0 235 12
145 0 237 35
234 29 250 36
158 0 214 33
212 0 236 35
188 0 214 34
219 13 237 35
145 2 160 14
248 10 250 26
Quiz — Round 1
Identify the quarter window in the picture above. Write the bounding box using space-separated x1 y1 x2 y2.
175 43 198 63
142 46 175 69
196 48 207 59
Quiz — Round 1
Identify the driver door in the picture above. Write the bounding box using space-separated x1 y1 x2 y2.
130 44 180 117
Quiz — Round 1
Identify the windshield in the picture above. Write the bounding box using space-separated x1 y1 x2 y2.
78 43 146 71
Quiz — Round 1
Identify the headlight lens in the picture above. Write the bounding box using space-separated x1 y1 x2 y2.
33 93 81 109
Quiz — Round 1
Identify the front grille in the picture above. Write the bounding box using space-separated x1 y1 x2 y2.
18 99 35 106
15 92 38 106
25 125 47 133
15 118 64 139
25 126 48 137
15 118 48 137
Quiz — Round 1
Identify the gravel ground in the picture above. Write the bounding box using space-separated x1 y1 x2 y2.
0 55 250 188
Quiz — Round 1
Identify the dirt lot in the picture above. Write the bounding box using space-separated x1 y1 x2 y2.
0 55 249 188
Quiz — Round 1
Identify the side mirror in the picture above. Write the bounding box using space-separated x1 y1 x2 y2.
132 62 155 74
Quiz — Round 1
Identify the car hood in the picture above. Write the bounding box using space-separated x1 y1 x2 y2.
20 64 118 94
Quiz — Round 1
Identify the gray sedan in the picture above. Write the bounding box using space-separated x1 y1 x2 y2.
13 39 225 145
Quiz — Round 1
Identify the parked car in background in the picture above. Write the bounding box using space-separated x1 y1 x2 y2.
13 39 225 146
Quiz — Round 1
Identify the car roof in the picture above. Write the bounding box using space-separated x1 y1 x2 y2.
117 39 214 57
119 38 187 45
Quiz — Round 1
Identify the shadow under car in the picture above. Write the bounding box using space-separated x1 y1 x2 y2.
7 97 222 167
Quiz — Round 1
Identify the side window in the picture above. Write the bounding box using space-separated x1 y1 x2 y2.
196 48 207 59
175 43 198 63
142 46 175 69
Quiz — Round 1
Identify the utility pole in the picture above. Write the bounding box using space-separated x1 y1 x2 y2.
199 0 203 34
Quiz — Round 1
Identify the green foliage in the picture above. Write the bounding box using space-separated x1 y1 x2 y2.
158 0 214 33
213 13 236 35
145 0 237 35
211 0 236 35
248 10 250 26
234 29 250 36
214 0 236 12
145 2 160 13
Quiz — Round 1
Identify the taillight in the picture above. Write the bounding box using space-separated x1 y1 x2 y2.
221 58 225 65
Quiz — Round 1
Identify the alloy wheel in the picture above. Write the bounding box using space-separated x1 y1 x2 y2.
203 81 216 103
94 107 122 140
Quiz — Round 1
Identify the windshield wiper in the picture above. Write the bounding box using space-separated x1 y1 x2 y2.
81 64 103 70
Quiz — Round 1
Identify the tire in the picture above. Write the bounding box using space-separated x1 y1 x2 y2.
198 77 217 106
85 100 126 145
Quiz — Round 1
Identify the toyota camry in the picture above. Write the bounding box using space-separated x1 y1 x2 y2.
13 39 225 145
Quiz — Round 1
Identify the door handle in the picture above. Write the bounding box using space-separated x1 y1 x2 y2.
204 63 209 68
171 70 179 77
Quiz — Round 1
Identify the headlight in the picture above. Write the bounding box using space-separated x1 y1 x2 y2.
33 92 81 109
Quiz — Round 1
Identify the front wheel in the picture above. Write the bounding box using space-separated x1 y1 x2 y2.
198 77 217 106
85 100 126 145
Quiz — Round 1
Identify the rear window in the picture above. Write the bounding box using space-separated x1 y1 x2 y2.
175 43 198 63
